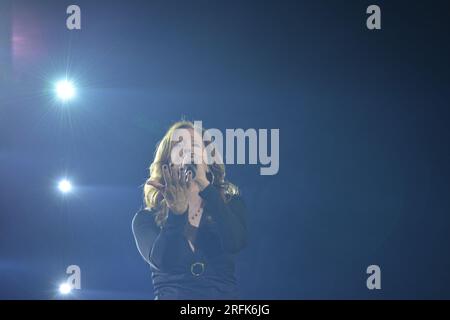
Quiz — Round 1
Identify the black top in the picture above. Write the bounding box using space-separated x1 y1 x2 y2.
132 184 247 299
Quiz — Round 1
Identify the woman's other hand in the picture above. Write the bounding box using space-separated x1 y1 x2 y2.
146 164 193 214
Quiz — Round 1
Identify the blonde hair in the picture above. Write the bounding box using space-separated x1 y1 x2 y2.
144 120 240 227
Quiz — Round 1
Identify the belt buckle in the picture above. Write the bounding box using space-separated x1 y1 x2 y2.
191 262 205 276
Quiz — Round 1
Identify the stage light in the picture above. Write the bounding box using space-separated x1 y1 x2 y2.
58 179 72 194
59 283 72 295
55 80 76 102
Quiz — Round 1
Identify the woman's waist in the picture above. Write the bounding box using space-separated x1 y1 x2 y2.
151 250 236 274
152 257 235 281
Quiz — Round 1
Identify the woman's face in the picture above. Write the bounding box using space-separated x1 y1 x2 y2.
169 128 205 171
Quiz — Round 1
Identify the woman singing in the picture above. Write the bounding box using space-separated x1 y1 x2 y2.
132 120 247 299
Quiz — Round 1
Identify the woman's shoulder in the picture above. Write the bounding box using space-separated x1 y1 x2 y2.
222 193 247 220
133 207 154 220
226 192 246 207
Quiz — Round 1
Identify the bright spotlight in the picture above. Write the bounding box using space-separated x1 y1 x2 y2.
59 283 72 295
55 80 76 102
58 179 73 194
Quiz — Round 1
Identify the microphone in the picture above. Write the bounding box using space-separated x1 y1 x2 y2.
184 164 197 180
182 163 215 184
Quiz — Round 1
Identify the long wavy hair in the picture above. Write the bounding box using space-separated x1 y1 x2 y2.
144 120 240 228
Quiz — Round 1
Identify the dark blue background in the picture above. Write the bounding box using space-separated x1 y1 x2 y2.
0 0 449 299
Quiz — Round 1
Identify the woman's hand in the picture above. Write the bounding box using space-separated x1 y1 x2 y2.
147 164 193 214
